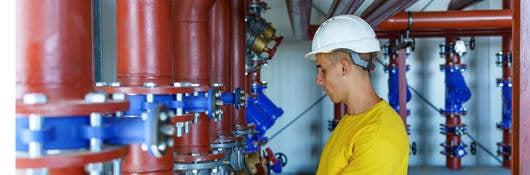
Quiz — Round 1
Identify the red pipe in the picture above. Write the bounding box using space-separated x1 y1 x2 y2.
16 0 93 102
376 10 512 31
331 103 347 130
116 1 174 173
122 146 174 174
116 0 173 87
174 113 212 154
360 0 415 27
173 0 216 86
512 0 530 173
173 0 216 156
397 48 407 124
16 0 127 173
501 0 512 169
376 28 512 38
231 0 248 129
209 0 233 140
445 37 463 170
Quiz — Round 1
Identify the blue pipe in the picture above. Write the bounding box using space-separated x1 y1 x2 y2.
443 66 471 113
220 87 245 109
498 80 512 129
170 88 220 119
246 97 273 139
386 67 412 113
252 84 284 120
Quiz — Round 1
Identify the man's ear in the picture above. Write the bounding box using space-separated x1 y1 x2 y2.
339 58 351 76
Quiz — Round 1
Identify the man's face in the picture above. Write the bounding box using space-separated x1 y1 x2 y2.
315 54 343 103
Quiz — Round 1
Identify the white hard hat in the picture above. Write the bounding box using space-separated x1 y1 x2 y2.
304 15 380 60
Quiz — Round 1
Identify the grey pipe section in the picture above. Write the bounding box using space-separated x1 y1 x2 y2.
285 0 312 40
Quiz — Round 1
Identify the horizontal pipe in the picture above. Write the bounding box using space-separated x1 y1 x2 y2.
376 10 512 31
376 28 511 38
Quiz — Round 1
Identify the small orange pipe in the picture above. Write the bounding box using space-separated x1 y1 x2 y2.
377 10 512 31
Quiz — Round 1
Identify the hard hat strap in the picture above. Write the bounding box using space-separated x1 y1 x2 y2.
343 49 375 72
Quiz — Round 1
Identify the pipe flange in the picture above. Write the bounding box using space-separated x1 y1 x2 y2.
174 160 224 174
174 151 226 163
145 104 174 158
16 145 128 169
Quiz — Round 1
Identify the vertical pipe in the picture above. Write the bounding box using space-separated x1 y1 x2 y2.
330 103 346 130
501 0 512 169
173 0 217 155
210 0 233 140
17 0 93 173
512 0 530 174
231 0 248 129
397 48 408 124
16 0 94 101
173 0 216 86
116 0 174 173
117 0 173 87
445 37 463 170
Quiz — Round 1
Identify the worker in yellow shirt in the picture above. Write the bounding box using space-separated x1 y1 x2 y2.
304 15 410 175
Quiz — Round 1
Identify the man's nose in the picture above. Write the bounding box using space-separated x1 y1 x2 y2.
315 75 322 85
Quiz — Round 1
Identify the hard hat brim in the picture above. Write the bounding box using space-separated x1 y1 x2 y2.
304 38 381 60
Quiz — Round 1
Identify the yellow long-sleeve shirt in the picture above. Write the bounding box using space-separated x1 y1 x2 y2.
317 100 409 175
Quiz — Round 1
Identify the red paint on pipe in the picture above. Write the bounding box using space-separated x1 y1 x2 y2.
231 0 248 128
210 0 233 139
376 10 512 31
116 0 173 87
331 103 347 130
122 145 174 174
501 0 512 169
16 0 93 102
397 48 407 124
444 38 463 170
174 113 212 154
173 0 216 86
116 0 174 172
376 28 512 38
512 0 530 174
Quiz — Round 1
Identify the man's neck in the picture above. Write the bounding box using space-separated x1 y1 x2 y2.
344 82 380 116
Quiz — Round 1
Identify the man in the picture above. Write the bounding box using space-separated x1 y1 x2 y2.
304 15 409 174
